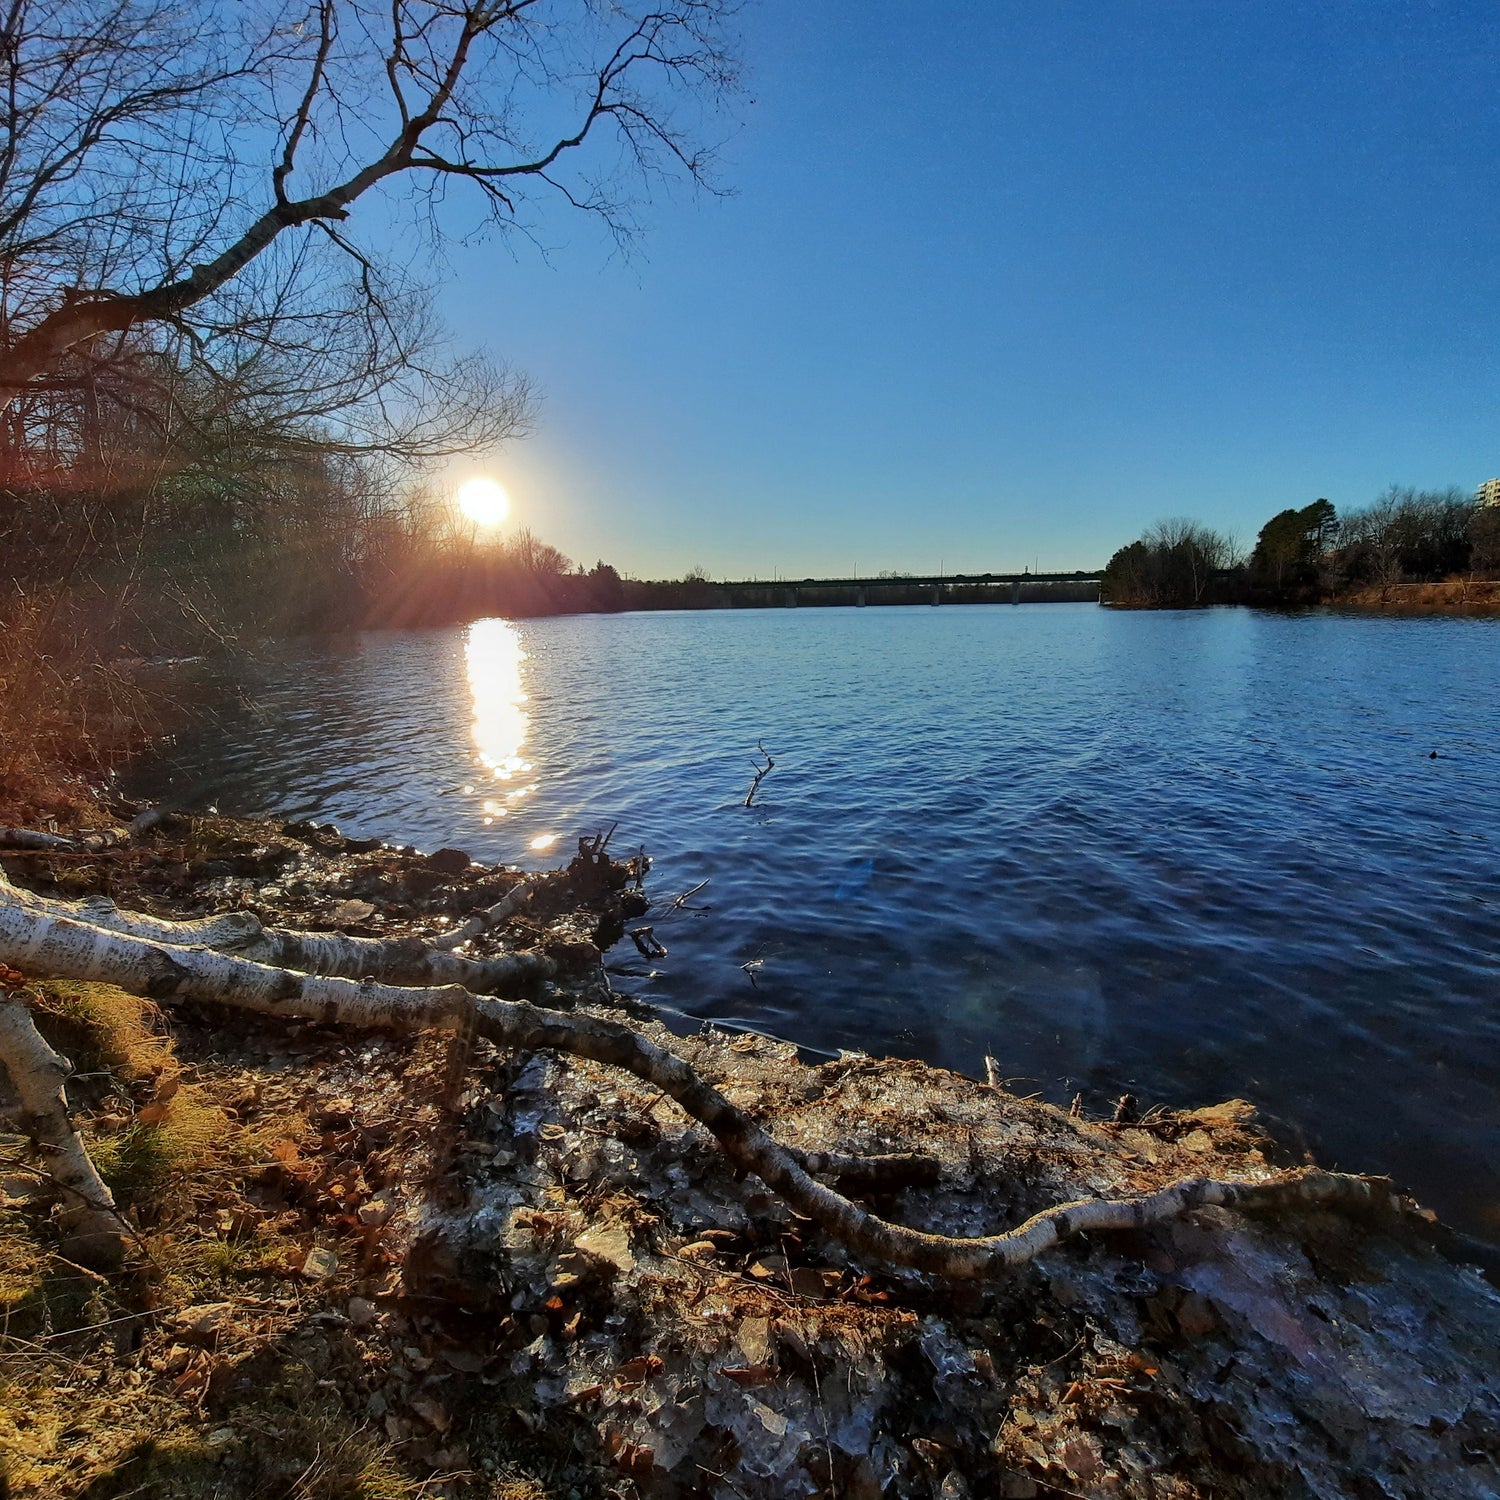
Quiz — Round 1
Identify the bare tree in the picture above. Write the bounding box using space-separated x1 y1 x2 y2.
0 0 739 400
1143 516 1235 605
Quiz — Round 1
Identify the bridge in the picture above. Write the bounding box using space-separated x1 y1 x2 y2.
709 571 1101 610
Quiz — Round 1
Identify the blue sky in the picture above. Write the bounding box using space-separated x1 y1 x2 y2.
428 1 1500 579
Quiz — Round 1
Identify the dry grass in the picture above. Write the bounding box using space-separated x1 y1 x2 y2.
0 588 152 828
27 983 175 1081
0 983 426 1500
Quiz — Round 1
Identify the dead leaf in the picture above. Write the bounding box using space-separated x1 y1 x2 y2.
410 1396 449 1433
440 1347 487 1373
614 1355 663 1388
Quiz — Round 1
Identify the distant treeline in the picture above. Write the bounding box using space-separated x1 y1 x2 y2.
1101 489 1500 608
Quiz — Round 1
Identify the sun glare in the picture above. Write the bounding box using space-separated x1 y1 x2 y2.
457 476 509 527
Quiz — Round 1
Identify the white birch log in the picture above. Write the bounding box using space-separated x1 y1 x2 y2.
0 808 163 854
0 993 124 1267
0 828 77 851
2 881 553 995
0 870 1399 1280
426 882 534 951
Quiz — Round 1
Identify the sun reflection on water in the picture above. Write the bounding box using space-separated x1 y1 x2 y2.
466 618 531 782
465 620 559 849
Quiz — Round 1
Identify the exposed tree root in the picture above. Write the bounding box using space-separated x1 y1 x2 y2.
466 997 1396 1277
0 867 1400 1280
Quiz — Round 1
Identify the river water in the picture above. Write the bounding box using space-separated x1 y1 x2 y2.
129 604 1500 1243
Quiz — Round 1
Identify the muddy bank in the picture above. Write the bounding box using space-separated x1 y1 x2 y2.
1 810 1498 1499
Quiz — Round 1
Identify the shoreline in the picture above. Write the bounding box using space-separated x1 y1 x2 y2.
2 808 1499 1497
1329 579 1500 617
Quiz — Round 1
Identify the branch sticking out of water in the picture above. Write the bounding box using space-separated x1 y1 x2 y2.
745 742 775 807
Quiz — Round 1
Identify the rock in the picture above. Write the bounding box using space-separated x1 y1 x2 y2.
573 1224 635 1275
426 847 472 875
545 938 603 971
1174 1290 1218 1336
60 1224 126 1271
410 1396 450 1432
347 1297 379 1328
301 1246 338 1280
735 1317 773 1366
173 1302 234 1346
402 867 444 896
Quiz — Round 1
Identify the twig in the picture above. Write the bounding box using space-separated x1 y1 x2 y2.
744 742 775 807
629 926 667 958
670 879 710 912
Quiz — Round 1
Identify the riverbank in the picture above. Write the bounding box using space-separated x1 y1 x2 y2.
1 809 1498 1498
1333 579 1500 617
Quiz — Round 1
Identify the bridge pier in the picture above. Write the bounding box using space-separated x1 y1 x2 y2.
857 586 866 607
1011 580 1021 604
786 588 798 608
931 584 941 606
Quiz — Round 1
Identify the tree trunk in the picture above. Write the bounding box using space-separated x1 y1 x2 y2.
0 868 1399 1280
5 879 551 994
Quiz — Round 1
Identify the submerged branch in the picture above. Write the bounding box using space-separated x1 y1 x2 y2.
744 742 775 807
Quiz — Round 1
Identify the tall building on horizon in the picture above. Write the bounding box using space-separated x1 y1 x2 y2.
1476 478 1500 507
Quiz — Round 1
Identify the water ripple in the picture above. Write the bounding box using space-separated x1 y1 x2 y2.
131 605 1500 1242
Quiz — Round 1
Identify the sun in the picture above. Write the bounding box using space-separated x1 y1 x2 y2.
457 476 510 527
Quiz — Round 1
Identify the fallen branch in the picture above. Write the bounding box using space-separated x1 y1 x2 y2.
629 926 667 959
670 879 711 912
0 808 163 856
425 882 534 953
3 882 553 995
0 829 76 852
470 996 1398 1277
744 742 775 807
0 983 124 1268
0 867 1400 1281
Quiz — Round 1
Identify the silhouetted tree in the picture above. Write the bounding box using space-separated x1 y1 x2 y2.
0 0 738 402
1470 505 1500 575
1249 499 1337 598
1102 520 1236 606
